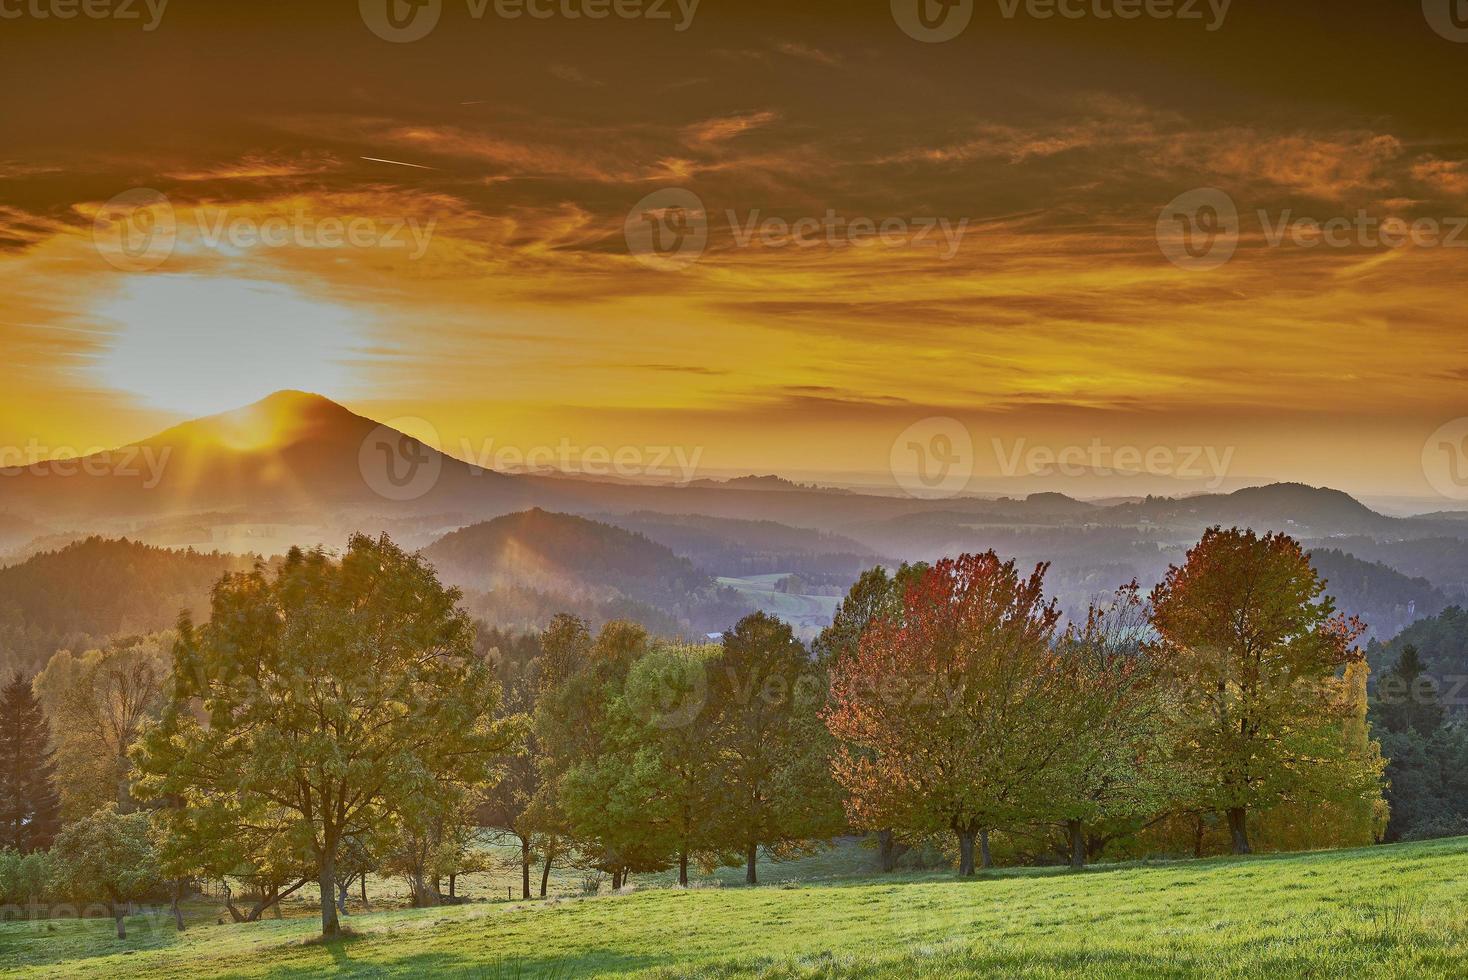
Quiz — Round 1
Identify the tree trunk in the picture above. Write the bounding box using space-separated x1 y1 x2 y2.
113 902 127 940
979 829 993 870
1227 807 1251 855
247 885 278 922
878 829 897 872
745 843 758 885
171 880 187 931
337 877 351 916
957 828 976 876
319 849 340 938
611 870 622 891
540 853 552 898
449 873 457 899
678 849 689 887
521 837 532 899
1067 819 1086 869
1193 813 1206 858
360 874 370 911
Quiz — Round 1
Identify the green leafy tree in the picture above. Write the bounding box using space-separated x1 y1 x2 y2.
477 627 545 899
1047 584 1176 867
0 847 51 908
133 535 521 937
520 614 595 895
48 804 163 939
0 673 61 852
32 634 172 820
381 791 482 907
607 642 734 886
537 620 659 886
1150 527 1384 855
711 613 843 884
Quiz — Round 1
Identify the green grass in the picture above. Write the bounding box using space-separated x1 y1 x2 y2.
716 574 841 636
5 837 1468 978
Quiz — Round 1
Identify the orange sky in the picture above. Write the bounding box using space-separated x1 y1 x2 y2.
2 1 1466 502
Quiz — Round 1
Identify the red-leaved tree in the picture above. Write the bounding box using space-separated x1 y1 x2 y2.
825 553 1065 875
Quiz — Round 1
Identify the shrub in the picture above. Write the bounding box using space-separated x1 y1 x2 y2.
0 849 51 910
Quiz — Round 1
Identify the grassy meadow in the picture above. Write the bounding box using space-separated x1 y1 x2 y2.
4 837 1467 978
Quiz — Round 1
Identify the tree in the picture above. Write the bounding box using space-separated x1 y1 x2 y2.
49 804 163 939
814 564 927 871
477 627 544 899
1149 527 1383 855
0 673 61 852
1047 584 1175 868
32 634 172 819
519 613 595 895
826 554 1066 876
1254 658 1389 850
598 644 736 886
1372 646 1445 738
133 535 521 937
381 792 482 907
536 619 661 886
151 796 314 923
710 613 843 885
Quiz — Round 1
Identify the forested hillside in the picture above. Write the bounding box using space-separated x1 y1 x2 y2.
1308 548 1450 641
422 509 751 635
1367 606 1468 683
0 537 254 677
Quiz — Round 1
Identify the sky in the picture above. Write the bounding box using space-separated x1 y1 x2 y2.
2 0 1467 502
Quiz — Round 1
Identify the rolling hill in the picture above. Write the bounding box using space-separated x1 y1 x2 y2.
421 509 751 635
0 537 255 677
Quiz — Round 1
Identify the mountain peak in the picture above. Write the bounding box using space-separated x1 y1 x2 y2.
158 390 366 452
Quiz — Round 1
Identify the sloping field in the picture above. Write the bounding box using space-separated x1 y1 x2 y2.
4 838 1467 979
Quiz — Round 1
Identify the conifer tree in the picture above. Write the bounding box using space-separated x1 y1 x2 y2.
0 672 62 852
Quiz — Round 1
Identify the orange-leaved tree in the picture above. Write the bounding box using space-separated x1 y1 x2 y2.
1149 526 1381 855
826 553 1065 875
